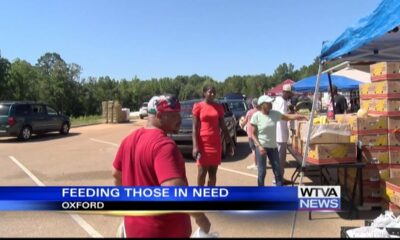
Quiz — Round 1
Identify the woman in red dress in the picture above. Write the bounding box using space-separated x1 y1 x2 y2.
192 85 235 186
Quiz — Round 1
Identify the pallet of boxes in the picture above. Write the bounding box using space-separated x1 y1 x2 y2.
359 62 400 213
101 100 129 123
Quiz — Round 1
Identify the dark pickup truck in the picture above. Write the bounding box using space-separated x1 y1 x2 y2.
168 99 237 158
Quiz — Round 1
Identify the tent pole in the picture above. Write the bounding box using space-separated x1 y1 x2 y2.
328 73 336 120
290 61 324 238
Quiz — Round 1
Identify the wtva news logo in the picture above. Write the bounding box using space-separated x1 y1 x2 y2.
298 186 341 211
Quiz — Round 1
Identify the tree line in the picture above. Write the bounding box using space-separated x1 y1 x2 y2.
0 52 336 117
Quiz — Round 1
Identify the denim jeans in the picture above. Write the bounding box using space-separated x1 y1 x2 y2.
255 147 283 186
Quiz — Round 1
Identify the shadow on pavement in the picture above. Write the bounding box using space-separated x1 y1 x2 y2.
0 132 81 144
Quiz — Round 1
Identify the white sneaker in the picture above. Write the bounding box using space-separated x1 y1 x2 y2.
246 164 257 170
386 216 400 228
346 226 392 238
371 211 396 228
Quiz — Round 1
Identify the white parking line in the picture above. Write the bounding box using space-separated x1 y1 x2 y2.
218 166 257 178
90 138 258 179
9 156 103 238
90 138 119 147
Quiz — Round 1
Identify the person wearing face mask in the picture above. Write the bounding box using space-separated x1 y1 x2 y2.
192 85 235 186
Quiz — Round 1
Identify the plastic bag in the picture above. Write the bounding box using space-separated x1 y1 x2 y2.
191 228 219 238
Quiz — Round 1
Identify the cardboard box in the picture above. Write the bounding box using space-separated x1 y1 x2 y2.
388 117 400 130
295 121 307 137
362 148 389 164
390 149 400 165
373 80 400 95
335 114 358 131
360 99 372 111
384 178 400 206
350 135 357 143
300 123 351 144
359 83 373 95
388 132 400 146
371 62 400 81
307 143 356 165
357 115 388 134
390 168 400 178
369 99 400 116
358 134 388 147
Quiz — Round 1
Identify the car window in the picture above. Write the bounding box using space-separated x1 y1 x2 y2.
180 102 195 118
0 104 11 116
229 102 246 111
15 105 31 116
141 102 148 108
31 105 45 115
46 106 58 116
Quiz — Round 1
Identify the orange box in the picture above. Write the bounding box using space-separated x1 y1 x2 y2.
357 115 388 134
359 83 373 95
358 134 388 147
371 62 400 81
307 143 356 165
296 121 307 137
362 148 389 164
390 149 400 165
384 178 400 206
373 80 400 95
368 99 400 116
388 132 400 147
388 117 400 130
360 99 372 111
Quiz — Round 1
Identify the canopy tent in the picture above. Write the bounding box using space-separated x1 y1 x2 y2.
265 79 294 95
332 67 370 83
321 0 400 62
292 74 362 92
290 2 400 236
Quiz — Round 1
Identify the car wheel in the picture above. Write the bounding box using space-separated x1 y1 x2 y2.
221 138 227 159
60 122 70 135
19 126 32 140
140 115 144 119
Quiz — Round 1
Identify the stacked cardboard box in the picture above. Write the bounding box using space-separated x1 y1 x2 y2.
335 115 390 206
358 62 400 208
298 120 356 165
102 100 125 123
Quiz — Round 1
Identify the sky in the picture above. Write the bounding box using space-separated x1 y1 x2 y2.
0 0 382 81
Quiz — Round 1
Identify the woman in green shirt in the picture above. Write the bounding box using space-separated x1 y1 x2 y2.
250 95 307 186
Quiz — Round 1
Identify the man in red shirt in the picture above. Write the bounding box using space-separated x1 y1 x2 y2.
112 94 210 238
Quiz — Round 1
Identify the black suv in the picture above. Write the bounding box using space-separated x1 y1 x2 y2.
168 99 237 158
0 101 70 140
220 99 249 133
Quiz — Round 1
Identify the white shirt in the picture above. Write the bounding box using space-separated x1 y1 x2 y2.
272 96 289 143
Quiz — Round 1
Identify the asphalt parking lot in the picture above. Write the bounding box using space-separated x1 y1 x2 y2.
0 119 373 237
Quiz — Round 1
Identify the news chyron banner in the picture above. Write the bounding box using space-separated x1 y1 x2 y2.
0 186 341 212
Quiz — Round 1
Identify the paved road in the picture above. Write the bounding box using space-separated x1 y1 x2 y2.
0 120 366 237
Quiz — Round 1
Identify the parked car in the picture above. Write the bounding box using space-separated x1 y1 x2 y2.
168 99 237 158
0 101 70 140
220 99 249 133
139 102 148 119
